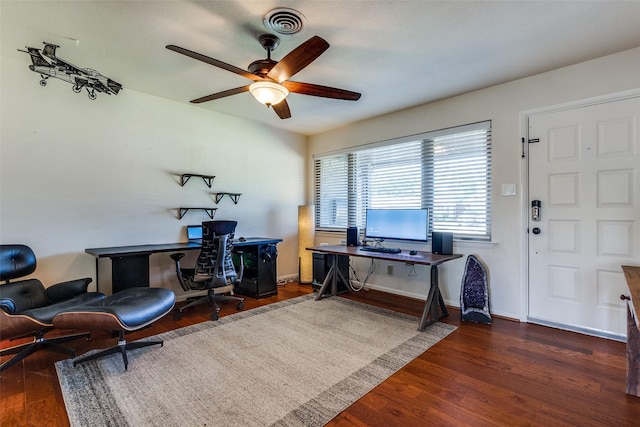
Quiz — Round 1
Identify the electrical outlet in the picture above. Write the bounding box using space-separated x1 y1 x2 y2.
387 265 393 275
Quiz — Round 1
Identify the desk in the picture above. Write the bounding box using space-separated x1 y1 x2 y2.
307 245 462 331
86 238 281 294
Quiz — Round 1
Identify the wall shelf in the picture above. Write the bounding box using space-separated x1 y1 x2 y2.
177 174 239 220
180 173 215 188
177 207 217 220
212 192 242 204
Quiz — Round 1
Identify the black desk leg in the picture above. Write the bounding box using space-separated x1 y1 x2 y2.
95 258 100 293
418 265 448 331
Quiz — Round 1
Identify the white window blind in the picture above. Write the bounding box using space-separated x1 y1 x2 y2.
314 121 492 241
314 155 349 228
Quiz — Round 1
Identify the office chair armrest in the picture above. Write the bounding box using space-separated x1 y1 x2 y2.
46 278 93 303
169 253 194 292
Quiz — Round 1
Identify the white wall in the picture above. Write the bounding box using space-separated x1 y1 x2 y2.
308 48 640 320
0 56 306 296
3 47 639 316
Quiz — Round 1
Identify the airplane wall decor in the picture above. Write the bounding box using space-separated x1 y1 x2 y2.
18 42 122 100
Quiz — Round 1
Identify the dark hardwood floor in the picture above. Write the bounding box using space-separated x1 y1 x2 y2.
1 282 639 426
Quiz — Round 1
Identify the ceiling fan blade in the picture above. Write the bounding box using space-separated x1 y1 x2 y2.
272 99 291 119
283 81 361 101
190 86 250 104
166 45 260 81
266 36 330 83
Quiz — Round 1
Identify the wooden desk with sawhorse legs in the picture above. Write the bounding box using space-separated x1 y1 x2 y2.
307 245 462 331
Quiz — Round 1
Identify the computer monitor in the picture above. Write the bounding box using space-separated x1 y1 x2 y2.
364 208 429 242
186 225 202 242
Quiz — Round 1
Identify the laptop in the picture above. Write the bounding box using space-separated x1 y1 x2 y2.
186 225 202 243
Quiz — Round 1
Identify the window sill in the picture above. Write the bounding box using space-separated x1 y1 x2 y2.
453 240 496 249
314 230 496 249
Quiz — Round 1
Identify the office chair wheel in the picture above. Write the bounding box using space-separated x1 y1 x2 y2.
211 312 219 321
237 302 244 310
174 311 183 320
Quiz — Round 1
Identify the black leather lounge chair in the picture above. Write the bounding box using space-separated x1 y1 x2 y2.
0 244 105 373
53 287 176 371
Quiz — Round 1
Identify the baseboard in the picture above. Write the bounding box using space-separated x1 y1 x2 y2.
278 273 298 282
350 280 520 323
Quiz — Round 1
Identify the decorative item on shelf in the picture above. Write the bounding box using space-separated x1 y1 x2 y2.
298 205 315 284
212 192 242 204
180 173 215 188
18 42 122 100
177 207 217 220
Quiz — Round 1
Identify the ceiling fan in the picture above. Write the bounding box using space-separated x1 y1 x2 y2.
166 34 361 119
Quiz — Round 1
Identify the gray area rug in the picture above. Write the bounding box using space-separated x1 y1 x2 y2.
56 294 456 426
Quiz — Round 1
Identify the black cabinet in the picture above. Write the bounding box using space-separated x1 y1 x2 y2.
233 243 278 298
111 254 150 293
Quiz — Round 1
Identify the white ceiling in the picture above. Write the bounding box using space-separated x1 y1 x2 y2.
2 1 639 135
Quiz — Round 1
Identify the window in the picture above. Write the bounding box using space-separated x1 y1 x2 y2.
314 121 492 241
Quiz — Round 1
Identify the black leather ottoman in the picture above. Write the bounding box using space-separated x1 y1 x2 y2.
53 287 175 370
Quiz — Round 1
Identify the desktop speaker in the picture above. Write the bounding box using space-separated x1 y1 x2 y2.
346 227 359 246
432 232 453 255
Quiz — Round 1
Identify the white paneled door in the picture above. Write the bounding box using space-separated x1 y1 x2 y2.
527 96 640 338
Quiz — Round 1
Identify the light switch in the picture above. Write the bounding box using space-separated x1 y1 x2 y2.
501 183 517 196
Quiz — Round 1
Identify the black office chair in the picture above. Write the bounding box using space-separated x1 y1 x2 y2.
170 221 245 320
0 244 105 372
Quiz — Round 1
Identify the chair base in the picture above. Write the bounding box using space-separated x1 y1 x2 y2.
0 331 90 373
73 330 162 371
175 292 244 321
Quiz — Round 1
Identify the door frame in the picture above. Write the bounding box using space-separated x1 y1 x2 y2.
519 88 640 329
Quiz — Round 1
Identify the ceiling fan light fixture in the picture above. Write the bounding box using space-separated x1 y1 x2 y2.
249 81 289 106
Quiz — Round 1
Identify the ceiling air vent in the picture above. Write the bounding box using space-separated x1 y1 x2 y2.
263 8 305 35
